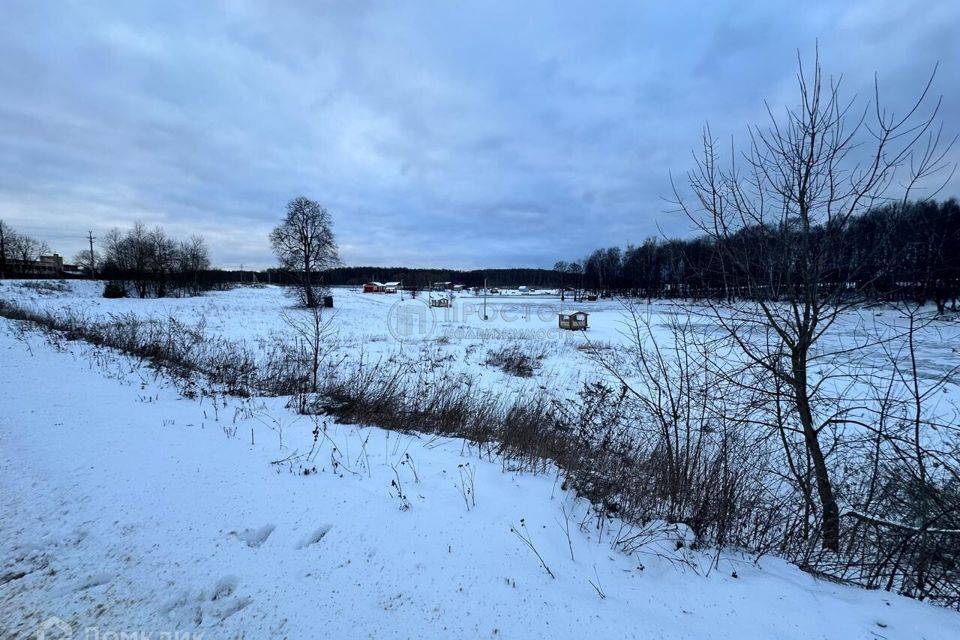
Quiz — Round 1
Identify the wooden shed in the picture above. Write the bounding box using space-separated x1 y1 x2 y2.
430 298 451 308
558 311 589 331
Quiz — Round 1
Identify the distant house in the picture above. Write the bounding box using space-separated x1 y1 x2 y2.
363 281 385 293
8 253 65 276
384 281 400 293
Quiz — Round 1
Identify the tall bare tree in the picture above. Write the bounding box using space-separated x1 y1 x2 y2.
270 197 340 308
102 223 152 297
553 260 568 293
672 51 955 551
176 234 211 295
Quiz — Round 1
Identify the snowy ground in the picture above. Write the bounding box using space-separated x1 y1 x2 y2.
2 280 957 401
0 281 612 398
2 282 960 638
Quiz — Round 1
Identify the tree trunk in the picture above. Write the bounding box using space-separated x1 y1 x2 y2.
303 254 316 308
792 349 840 552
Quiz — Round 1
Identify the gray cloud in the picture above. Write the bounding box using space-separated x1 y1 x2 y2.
1 0 958 268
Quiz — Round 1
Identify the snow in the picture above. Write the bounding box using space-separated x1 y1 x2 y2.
3 285 960 638
2 281 957 396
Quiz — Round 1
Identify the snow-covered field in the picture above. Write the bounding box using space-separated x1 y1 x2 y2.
0 281 606 393
2 280 960 639
3 280 957 400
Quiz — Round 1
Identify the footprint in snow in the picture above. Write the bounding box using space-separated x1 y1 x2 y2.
296 524 332 549
76 573 112 591
159 575 252 627
205 576 253 624
211 575 238 601
229 524 275 548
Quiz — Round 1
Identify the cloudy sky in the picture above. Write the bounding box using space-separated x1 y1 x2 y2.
1 1 958 269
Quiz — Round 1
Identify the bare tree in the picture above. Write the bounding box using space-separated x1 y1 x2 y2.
282 305 337 397
9 232 50 272
270 197 340 308
553 260 568 293
176 235 211 295
0 220 17 278
102 223 151 297
176 235 210 272
102 224 211 298
147 226 178 297
672 50 955 551
567 262 583 301
73 249 100 277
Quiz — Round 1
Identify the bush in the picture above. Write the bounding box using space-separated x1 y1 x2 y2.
17 280 70 295
102 281 127 298
485 344 543 377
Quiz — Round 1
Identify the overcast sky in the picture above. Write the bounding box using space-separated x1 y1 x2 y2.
1 1 958 269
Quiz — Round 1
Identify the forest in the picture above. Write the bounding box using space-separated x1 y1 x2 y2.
565 199 960 312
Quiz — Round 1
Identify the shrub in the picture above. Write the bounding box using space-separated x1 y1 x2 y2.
17 280 70 295
485 343 543 377
103 281 128 298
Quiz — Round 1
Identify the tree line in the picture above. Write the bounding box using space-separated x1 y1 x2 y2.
99 223 211 298
559 198 960 313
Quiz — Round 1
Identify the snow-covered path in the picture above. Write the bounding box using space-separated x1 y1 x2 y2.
2 323 959 639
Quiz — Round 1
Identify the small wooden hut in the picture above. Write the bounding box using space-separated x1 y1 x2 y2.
558 310 589 331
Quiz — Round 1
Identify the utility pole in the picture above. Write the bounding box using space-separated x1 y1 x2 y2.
483 277 488 320
87 231 97 279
